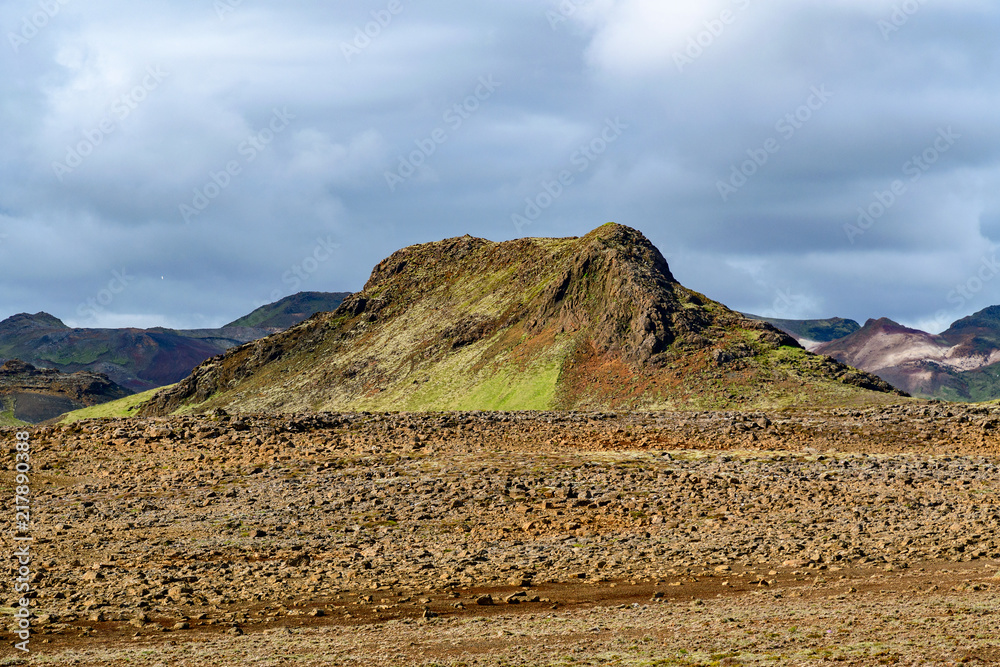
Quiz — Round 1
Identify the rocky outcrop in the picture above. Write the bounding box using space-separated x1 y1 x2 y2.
0 359 131 423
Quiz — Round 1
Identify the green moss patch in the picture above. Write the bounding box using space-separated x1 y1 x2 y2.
59 386 173 423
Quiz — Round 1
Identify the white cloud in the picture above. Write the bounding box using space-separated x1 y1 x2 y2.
1 0 999 332
582 0 749 76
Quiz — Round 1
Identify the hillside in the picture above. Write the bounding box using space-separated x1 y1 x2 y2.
815 310 1000 400
141 224 902 416
0 359 131 424
0 293 348 393
225 292 350 329
744 315 860 349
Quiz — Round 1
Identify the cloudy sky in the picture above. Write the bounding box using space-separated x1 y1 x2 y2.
2 0 998 332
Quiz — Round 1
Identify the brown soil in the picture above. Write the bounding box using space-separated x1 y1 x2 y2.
4 402 1000 665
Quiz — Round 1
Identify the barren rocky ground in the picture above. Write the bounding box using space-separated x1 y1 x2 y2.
4 402 1000 665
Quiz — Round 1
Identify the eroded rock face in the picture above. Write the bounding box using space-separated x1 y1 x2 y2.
142 224 901 417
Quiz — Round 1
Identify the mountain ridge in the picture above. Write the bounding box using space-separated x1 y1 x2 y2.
0 292 350 393
225 292 350 329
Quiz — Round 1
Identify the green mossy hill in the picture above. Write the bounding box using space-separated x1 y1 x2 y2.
946 306 1000 336
57 386 168 423
225 292 352 329
745 315 861 344
140 223 904 416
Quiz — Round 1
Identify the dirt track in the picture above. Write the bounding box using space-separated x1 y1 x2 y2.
4 403 1000 665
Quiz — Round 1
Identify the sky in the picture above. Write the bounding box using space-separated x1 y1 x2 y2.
1 0 999 333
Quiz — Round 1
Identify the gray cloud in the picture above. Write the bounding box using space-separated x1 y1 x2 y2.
1 0 998 333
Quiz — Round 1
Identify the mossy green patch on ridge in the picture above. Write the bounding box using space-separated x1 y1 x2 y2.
30 342 114 367
58 386 171 423
0 395 28 427
338 329 574 412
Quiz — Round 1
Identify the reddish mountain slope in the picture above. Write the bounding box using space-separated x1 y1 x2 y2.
816 311 1000 400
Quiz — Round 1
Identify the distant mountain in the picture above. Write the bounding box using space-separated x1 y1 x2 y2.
815 309 1000 401
226 292 350 329
0 313 269 393
0 359 131 424
942 306 1000 356
0 292 350 393
744 315 861 349
141 224 902 417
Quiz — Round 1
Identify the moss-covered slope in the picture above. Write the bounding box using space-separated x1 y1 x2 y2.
141 224 904 416
224 292 351 329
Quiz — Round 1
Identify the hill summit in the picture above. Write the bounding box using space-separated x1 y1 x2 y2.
142 224 901 415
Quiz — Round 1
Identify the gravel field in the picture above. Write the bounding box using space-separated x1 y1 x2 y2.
3 403 1000 665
